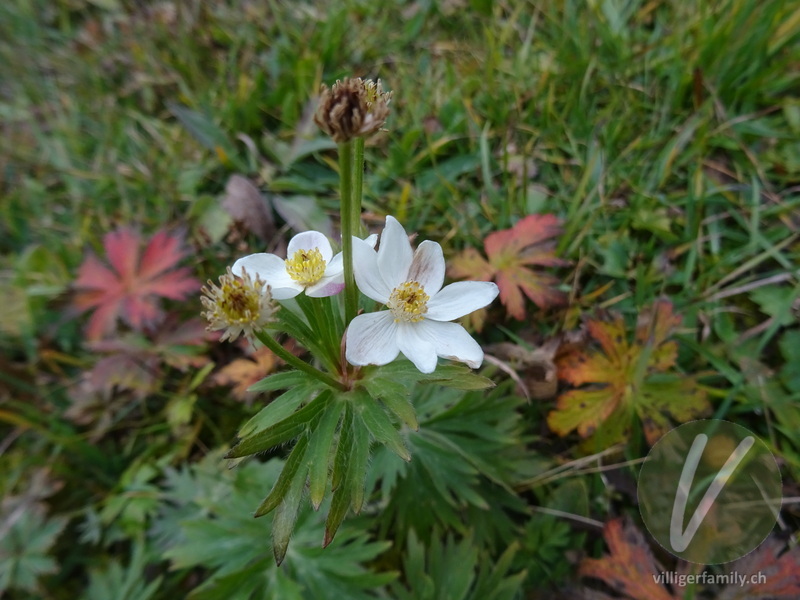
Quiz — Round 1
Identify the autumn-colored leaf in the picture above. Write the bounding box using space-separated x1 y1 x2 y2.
213 347 279 401
72 228 200 340
580 518 679 600
719 537 800 600
548 300 709 445
448 214 567 320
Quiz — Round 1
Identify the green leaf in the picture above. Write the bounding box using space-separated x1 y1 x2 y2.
356 391 411 461
750 285 800 327
779 330 800 392
254 435 310 518
84 541 162 600
239 383 321 438
364 376 419 430
248 370 317 393
167 102 244 169
0 505 66 594
271 437 310 565
307 400 345 510
325 408 354 547
158 451 395 590
349 415 371 514
226 390 331 458
418 364 495 390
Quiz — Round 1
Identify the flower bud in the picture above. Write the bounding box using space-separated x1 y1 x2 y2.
314 78 391 143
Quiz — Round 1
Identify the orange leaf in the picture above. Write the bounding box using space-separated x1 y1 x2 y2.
719 538 800 599
549 301 710 444
447 247 495 281
580 518 679 600
213 348 278 401
449 214 567 320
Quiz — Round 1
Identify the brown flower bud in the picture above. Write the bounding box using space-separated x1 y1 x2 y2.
314 78 391 143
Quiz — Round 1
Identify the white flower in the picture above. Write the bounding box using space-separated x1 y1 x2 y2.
345 216 499 374
232 231 344 299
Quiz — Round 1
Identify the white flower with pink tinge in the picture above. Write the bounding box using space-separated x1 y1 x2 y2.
232 231 345 299
346 216 499 374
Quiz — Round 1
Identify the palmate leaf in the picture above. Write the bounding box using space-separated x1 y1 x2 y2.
579 518 679 600
547 300 710 445
0 503 67 594
391 531 526 600
448 214 567 320
83 541 162 600
370 380 531 551
71 228 199 340
156 452 395 600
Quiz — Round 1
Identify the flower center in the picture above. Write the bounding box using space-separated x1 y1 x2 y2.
219 279 262 324
285 248 326 285
387 281 430 323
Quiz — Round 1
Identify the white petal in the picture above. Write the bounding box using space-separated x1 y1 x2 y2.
377 216 413 291
416 319 484 369
352 237 390 303
407 240 445 296
364 233 379 248
287 231 333 262
271 285 303 300
396 322 438 374
232 253 302 300
306 280 344 297
426 281 499 321
345 312 399 366
306 253 345 297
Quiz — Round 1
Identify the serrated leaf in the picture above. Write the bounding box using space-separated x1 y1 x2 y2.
239 383 320 438
448 214 567 320
254 435 310 518
418 364 495 390
349 415 371 514
307 401 345 510
325 408 354 547
0 506 67 594
579 518 678 600
363 376 418 430
248 370 318 393
271 437 310 565
356 392 411 461
719 537 800 599
71 228 199 340
548 300 710 445
226 390 331 458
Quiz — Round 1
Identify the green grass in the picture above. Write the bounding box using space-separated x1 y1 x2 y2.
1 0 799 597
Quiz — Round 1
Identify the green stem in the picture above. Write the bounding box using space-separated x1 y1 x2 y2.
353 137 366 237
339 141 358 325
254 330 345 391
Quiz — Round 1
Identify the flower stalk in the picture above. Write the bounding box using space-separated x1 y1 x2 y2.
253 329 345 391
352 137 366 238
339 140 359 326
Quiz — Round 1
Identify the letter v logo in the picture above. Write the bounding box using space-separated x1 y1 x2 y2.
669 433 755 552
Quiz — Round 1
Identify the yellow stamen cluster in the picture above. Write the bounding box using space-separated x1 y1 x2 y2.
387 281 430 323
284 248 326 286
201 267 276 344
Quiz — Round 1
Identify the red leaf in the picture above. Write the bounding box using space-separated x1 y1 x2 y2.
449 214 567 320
719 538 800 599
72 228 200 339
580 518 679 600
